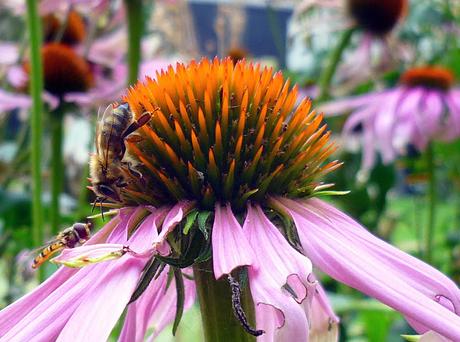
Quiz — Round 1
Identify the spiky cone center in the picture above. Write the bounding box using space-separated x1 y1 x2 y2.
43 10 86 45
26 43 94 96
401 66 455 91
347 0 408 35
120 58 340 211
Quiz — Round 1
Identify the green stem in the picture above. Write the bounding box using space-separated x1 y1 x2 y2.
50 108 65 235
317 27 355 102
25 0 45 281
193 260 256 342
124 0 144 85
425 143 436 264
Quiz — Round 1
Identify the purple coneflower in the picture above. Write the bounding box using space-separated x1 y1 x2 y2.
293 0 411 86
321 65 460 171
1 59 460 341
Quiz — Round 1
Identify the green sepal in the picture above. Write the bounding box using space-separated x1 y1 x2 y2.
172 267 185 336
197 211 212 239
183 209 199 235
129 257 163 304
313 190 350 197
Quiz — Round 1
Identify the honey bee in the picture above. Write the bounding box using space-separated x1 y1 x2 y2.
90 102 152 204
32 222 92 269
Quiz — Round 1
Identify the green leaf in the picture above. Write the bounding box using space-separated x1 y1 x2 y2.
183 210 199 235
172 267 185 335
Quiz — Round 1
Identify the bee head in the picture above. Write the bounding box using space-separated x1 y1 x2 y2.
95 183 121 202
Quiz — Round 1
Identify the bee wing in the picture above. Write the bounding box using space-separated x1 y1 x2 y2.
95 104 113 156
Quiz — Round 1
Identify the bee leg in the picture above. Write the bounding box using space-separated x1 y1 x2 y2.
123 162 146 186
100 197 105 221
92 197 106 221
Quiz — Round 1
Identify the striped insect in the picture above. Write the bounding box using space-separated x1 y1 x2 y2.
32 222 92 269
90 102 152 205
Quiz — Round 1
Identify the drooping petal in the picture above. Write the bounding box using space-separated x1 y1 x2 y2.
56 208 158 341
146 269 196 341
154 201 193 246
51 243 127 267
305 282 339 342
56 256 147 342
0 214 120 336
272 197 460 341
119 267 196 342
250 275 309 342
320 92 386 117
444 92 460 141
243 204 312 302
211 204 254 279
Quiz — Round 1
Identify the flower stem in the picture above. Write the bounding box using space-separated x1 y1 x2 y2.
124 0 144 85
193 260 256 342
425 143 436 264
317 27 355 102
50 107 65 235
25 0 45 281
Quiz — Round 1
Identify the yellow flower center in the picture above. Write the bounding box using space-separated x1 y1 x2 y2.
117 59 339 210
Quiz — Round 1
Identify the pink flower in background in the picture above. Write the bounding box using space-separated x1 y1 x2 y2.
292 0 411 86
321 65 460 170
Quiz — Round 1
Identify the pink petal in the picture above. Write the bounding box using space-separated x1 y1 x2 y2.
85 29 126 68
250 275 309 342
51 243 127 267
273 197 460 341
0 89 31 112
56 257 146 341
56 209 157 341
305 282 339 341
212 204 254 279
444 92 460 141
0 214 120 335
373 90 402 164
154 201 193 245
320 92 385 117
243 204 312 302
120 267 196 342
0 209 145 341
6 66 27 88
0 42 19 65
146 269 196 340
419 331 451 342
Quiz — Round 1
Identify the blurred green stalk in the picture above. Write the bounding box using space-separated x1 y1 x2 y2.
193 260 256 342
26 0 45 282
125 0 144 85
425 143 436 264
318 27 355 102
50 108 65 234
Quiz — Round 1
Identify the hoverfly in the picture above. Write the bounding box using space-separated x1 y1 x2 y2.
32 222 92 269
